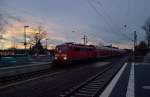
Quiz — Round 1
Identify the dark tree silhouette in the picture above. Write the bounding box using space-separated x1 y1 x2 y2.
135 41 148 56
142 17 150 47
29 40 45 55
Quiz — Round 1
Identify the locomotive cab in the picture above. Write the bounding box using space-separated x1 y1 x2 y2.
53 43 97 65
53 45 72 64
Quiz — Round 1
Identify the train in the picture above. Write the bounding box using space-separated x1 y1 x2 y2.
53 42 125 64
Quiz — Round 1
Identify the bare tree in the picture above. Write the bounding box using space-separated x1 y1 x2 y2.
0 13 8 35
0 13 8 49
142 17 150 48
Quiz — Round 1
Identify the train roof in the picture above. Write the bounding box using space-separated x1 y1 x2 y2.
56 42 95 48
56 42 125 51
95 45 125 52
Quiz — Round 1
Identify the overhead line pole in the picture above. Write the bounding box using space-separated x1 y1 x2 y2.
81 34 88 45
133 30 137 61
24 25 29 55
134 31 137 52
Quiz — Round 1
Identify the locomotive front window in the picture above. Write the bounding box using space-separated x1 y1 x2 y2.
56 46 69 52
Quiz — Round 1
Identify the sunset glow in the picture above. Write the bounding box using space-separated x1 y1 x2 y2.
0 0 147 49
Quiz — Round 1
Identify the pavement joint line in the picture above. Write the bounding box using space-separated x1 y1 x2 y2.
142 86 150 90
126 62 135 97
135 63 150 65
99 62 128 97
0 70 64 90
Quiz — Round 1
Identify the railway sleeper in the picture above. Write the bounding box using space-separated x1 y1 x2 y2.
88 82 102 86
85 84 101 87
93 78 105 82
84 85 100 89
74 92 95 97
78 89 97 94
81 87 98 91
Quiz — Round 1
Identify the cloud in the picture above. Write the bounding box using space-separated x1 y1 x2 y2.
113 42 133 49
0 10 70 49
0 13 9 34
2 0 149 49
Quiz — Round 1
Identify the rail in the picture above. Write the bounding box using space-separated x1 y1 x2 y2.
0 62 52 78
60 57 128 97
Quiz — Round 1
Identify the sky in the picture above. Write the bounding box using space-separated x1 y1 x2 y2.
0 0 150 49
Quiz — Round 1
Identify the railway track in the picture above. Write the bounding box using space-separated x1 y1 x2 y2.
0 61 97 90
0 67 63 89
60 58 127 97
0 61 105 89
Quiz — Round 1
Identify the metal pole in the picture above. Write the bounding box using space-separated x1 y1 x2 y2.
133 31 137 61
148 24 150 48
24 26 29 55
24 27 26 50
46 38 48 49
134 31 137 52
84 35 86 45
81 34 88 45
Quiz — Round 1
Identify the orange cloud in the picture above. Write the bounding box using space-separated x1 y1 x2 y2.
1 15 68 49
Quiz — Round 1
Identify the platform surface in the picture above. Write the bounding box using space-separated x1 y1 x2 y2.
100 62 150 97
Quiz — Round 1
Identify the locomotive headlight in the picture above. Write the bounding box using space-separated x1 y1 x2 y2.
54 54 59 60
63 56 67 60
54 56 58 60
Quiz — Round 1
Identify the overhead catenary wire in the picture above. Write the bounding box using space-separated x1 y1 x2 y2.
86 0 121 44
87 0 133 44
92 0 133 41
87 0 113 33
93 0 115 27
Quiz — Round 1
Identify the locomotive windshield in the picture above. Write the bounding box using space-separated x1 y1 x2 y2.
56 46 69 53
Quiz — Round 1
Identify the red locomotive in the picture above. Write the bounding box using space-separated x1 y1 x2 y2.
53 42 125 64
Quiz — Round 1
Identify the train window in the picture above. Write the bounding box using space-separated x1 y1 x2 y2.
85 48 88 51
79 47 88 51
80 48 85 51
89 48 92 51
74 47 80 51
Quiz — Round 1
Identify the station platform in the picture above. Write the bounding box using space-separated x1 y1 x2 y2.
100 55 150 97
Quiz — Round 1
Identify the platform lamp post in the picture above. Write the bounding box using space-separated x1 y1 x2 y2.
123 25 137 61
24 25 29 55
46 38 48 50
